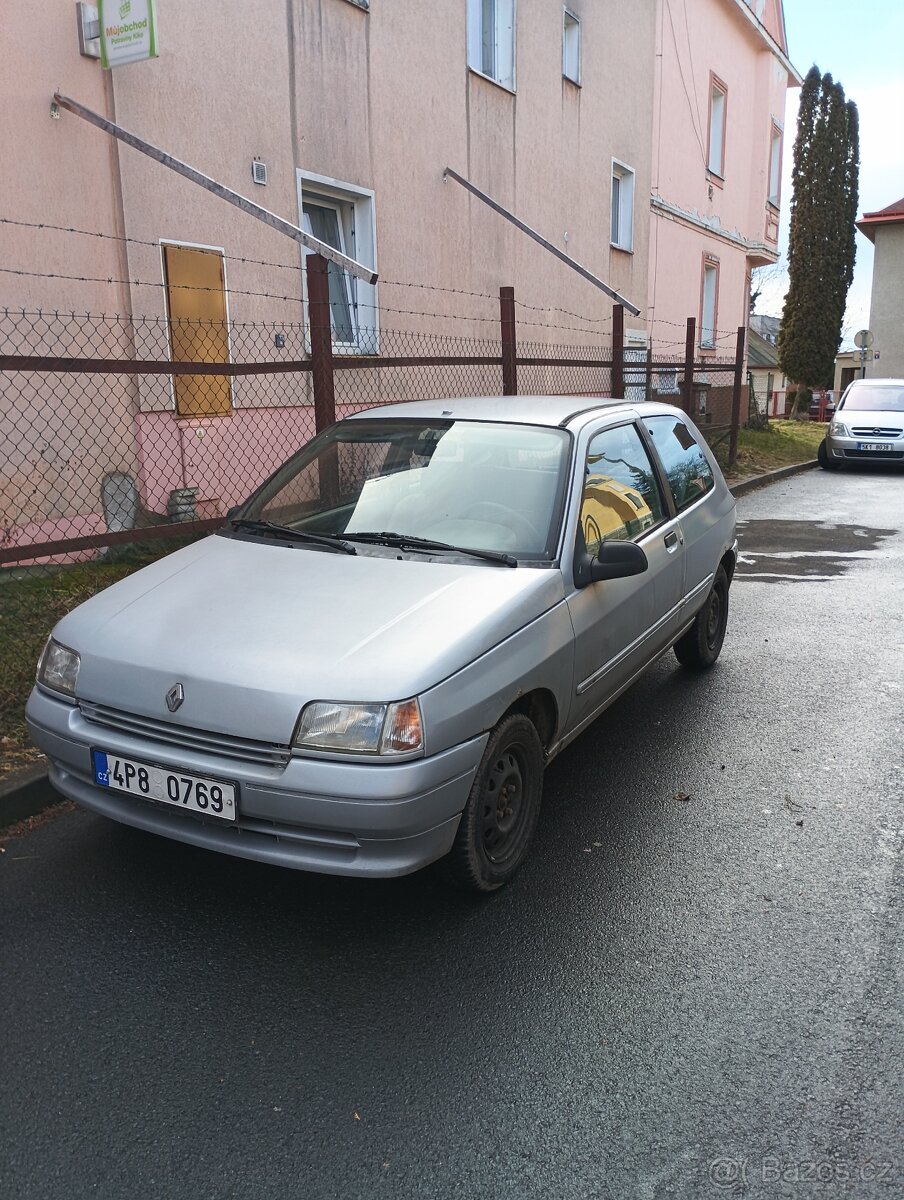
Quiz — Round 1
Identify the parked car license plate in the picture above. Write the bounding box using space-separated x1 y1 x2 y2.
857 442 888 451
92 750 237 821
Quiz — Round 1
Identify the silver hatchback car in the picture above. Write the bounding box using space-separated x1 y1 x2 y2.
27 397 737 891
819 378 904 469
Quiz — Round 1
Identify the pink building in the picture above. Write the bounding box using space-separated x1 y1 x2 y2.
648 0 801 361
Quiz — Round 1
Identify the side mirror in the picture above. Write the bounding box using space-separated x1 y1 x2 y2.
574 539 648 588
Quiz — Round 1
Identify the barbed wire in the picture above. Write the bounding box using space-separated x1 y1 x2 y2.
0 266 621 339
1 215 626 327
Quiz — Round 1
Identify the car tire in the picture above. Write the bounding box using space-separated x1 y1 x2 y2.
818 438 840 471
674 565 729 670
442 713 544 893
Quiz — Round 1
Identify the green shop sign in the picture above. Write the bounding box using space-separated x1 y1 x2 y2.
99 0 158 69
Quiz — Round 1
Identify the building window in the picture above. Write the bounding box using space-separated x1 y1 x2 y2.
468 0 516 91
768 121 782 207
162 244 232 417
700 257 719 350
297 171 377 353
563 10 581 84
708 76 727 177
610 161 635 252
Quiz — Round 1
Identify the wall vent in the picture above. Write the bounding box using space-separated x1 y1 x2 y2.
251 160 268 186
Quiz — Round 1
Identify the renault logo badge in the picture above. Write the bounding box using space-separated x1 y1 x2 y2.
166 683 185 712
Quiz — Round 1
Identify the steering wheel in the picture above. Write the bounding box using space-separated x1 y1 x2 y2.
461 502 542 546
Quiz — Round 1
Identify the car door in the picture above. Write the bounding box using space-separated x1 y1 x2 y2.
642 414 719 619
564 420 685 736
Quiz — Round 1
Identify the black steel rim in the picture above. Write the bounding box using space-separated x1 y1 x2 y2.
705 584 724 649
480 743 528 865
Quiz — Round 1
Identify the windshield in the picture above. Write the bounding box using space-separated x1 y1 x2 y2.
839 384 904 412
235 417 571 559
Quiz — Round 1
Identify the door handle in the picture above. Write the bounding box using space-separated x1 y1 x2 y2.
664 530 680 551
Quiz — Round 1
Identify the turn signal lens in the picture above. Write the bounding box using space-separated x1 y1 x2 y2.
383 699 423 754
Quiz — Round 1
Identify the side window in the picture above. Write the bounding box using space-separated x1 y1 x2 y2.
580 424 664 555
645 416 715 512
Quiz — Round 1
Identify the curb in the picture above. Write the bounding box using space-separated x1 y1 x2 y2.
0 457 822 833
729 458 818 497
0 762 60 832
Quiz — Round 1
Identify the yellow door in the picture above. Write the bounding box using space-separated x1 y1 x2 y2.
163 245 232 417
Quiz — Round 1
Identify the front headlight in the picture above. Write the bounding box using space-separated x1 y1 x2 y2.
830 420 851 437
37 637 80 698
293 698 424 756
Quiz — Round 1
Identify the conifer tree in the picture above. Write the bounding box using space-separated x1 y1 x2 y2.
778 67 859 405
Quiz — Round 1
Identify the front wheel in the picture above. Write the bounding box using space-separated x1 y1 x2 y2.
674 565 729 669
818 438 840 470
442 714 544 892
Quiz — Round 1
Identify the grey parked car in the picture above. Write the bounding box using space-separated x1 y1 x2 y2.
819 377 904 469
27 397 737 891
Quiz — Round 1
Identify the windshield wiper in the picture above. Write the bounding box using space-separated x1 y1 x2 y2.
342 531 517 567
229 518 357 555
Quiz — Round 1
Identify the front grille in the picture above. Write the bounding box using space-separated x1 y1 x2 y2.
79 700 291 768
850 426 903 438
843 449 904 461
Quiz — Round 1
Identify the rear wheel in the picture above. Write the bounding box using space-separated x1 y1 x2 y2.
442 714 544 892
674 565 729 669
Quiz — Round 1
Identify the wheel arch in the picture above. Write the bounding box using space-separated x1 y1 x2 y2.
500 688 559 753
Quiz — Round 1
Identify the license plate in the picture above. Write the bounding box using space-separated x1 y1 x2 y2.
92 750 237 822
857 442 889 451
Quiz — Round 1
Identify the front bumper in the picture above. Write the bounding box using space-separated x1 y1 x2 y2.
26 687 487 877
824 432 904 463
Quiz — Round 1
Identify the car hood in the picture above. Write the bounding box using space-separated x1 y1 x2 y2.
836 408 904 429
54 534 565 744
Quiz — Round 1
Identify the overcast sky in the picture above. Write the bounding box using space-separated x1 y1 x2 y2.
755 0 904 344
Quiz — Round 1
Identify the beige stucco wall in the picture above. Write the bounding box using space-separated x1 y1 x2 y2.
2 1 659 528
865 224 904 379
7 0 656 353
0 0 140 532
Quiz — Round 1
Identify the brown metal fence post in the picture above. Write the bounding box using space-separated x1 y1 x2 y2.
307 254 336 432
307 253 338 503
681 317 696 414
500 286 517 396
645 345 653 402
728 325 747 467
611 303 625 399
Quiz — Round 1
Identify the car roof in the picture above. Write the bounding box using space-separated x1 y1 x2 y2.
346 395 687 432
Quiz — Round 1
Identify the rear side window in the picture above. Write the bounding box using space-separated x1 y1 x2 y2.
645 416 714 512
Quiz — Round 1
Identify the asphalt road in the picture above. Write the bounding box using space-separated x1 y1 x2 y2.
2 466 902 1200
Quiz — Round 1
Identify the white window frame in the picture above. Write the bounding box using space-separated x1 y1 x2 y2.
768 121 782 207
563 9 581 85
700 257 719 350
296 170 378 354
467 0 516 92
708 76 727 178
610 160 635 252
